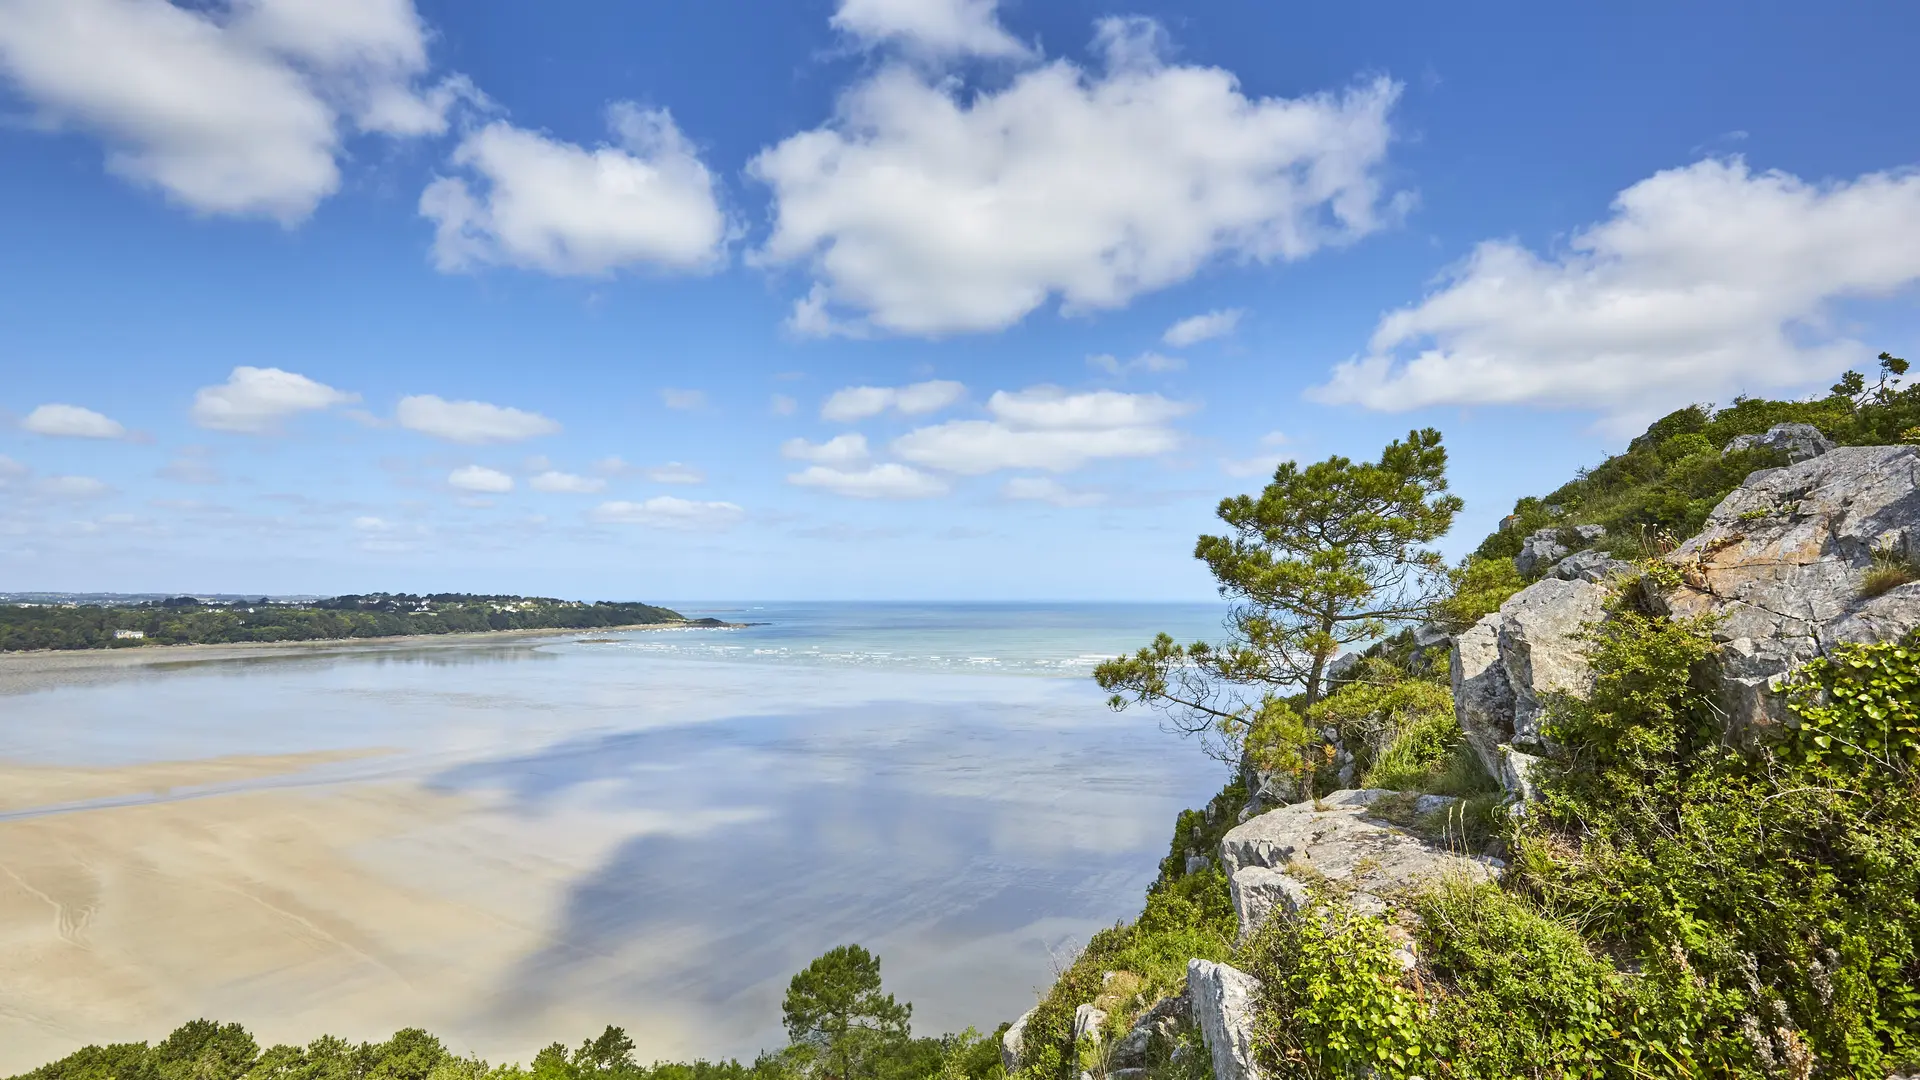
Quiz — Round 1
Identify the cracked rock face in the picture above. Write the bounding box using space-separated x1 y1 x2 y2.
1229 865 1309 941
1649 444 1920 734
1219 789 1496 917
1187 960 1263 1080
1452 577 1611 783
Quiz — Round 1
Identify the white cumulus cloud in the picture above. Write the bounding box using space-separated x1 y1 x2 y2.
421 103 728 276
1163 308 1244 347
448 465 513 493
1003 476 1106 507
192 366 358 433
892 386 1193 474
397 394 560 444
781 433 871 465
787 462 949 499
751 18 1401 335
1308 158 1920 427
22 404 126 439
831 0 1030 59
529 470 605 494
0 0 464 222
591 496 744 531
821 380 966 422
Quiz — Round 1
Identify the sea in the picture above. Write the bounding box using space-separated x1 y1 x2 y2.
0 602 1231 1065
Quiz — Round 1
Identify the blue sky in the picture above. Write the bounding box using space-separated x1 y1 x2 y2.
1 0 1916 600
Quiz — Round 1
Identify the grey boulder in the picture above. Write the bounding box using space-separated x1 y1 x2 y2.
1187 959 1263 1080
1072 1004 1108 1045
1723 422 1835 464
1002 1008 1033 1073
1552 548 1633 583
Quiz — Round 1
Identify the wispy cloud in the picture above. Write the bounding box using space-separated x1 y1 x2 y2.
820 380 965 422
591 496 744 530
398 395 561 443
1162 308 1244 347
787 462 949 499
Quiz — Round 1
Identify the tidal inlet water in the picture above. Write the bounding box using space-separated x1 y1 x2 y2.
0 603 1227 1073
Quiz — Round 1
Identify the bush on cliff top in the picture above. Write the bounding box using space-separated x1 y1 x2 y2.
1473 354 1917 566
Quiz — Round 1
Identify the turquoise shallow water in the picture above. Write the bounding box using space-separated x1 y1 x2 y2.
0 603 1231 1063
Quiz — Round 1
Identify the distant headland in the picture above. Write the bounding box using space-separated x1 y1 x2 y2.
0 592 743 652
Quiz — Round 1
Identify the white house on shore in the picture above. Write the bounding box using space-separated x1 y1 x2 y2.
113 629 145 640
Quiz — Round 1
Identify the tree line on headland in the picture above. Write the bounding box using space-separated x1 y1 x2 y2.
0 593 694 652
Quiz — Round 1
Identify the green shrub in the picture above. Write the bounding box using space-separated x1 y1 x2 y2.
1511 620 1920 1075
1305 681 1454 788
1361 706 1496 799
1431 557 1524 633
1244 898 1426 1079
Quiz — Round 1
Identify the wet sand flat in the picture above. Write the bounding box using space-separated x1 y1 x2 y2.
0 753 707 1073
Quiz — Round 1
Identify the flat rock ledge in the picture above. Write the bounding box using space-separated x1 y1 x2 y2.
1220 789 1498 926
1188 959 1263 1080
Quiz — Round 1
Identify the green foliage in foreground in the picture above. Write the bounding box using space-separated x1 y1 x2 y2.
12 949 1007 1080
1244 618 1920 1078
0 593 689 651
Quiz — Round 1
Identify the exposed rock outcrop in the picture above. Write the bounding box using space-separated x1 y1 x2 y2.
1551 548 1633 583
1187 959 1263 1080
1723 422 1835 463
1110 993 1187 1070
1072 1004 1107 1045
1002 1008 1033 1073
1452 577 1611 784
1228 865 1309 941
1219 789 1497 920
1515 529 1570 577
1649 444 1920 734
